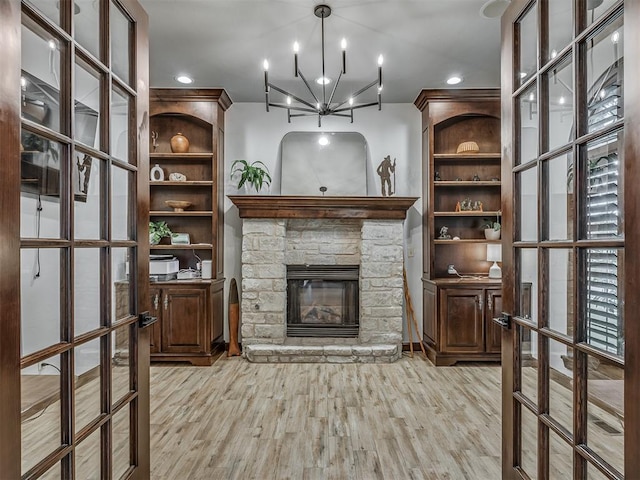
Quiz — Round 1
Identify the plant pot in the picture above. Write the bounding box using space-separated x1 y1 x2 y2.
484 228 501 240
150 233 160 245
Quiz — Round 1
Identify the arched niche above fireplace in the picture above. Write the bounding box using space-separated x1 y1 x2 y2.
279 131 369 196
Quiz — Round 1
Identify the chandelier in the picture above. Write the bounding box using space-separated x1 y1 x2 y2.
263 4 383 127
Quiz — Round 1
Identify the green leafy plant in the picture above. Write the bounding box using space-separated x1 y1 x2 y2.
230 160 272 192
149 221 175 245
482 212 501 231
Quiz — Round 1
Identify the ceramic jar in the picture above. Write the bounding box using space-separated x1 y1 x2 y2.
170 132 190 153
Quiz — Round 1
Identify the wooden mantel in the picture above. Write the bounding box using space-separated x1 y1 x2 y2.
228 196 418 220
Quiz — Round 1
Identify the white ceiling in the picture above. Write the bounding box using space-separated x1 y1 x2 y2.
139 0 503 104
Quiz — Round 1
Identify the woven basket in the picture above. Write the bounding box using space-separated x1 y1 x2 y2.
456 141 480 154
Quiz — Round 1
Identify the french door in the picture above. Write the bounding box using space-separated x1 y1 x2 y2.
501 0 640 478
0 0 151 478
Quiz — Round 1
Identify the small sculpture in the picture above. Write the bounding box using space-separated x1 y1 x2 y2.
438 226 452 239
472 174 481 181
434 171 441 181
473 200 484 211
455 177 462 181
169 172 187 182
151 131 159 152
460 198 473 211
150 164 164 181
377 155 396 196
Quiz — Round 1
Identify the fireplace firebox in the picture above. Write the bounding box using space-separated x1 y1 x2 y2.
286 265 359 337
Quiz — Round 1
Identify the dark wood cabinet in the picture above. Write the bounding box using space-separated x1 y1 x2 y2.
148 280 224 366
424 279 501 366
148 89 230 364
415 89 502 366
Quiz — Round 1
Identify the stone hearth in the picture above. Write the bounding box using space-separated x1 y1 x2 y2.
229 196 417 363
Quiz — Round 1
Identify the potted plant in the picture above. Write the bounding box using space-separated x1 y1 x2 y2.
230 160 272 193
149 221 175 245
482 213 501 240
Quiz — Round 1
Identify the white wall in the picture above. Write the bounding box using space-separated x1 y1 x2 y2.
223 102 423 343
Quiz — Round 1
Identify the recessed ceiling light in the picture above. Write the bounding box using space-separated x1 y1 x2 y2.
315 76 331 85
446 76 462 85
175 75 193 85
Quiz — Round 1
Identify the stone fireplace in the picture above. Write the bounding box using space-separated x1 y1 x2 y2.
229 196 417 363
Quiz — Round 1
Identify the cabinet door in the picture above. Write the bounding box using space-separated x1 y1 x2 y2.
161 287 208 353
440 288 484 353
423 283 437 344
485 289 502 354
149 288 162 353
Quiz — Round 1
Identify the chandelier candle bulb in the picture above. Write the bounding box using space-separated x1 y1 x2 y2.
341 38 347 73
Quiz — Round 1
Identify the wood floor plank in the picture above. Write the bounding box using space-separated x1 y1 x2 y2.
148 354 504 479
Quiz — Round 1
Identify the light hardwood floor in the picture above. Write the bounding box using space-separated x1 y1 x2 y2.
149 354 503 480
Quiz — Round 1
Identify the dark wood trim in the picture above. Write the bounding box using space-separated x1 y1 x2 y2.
0 0 23 476
228 195 417 220
150 88 233 111
414 88 501 110
624 0 640 475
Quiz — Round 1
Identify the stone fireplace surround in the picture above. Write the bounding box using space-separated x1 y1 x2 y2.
229 196 417 363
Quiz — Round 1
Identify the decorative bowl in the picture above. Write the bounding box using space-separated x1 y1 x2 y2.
165 200 192 212
456 141 480 154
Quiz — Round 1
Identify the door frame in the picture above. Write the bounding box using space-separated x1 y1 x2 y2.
500 0 640 478
0 0 151 477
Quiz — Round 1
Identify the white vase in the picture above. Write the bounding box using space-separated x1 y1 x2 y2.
484 228 501 240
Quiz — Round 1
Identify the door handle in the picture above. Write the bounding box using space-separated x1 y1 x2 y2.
153 293 159 310
492 312 512 329
487 295 493 311
138 311 157 328
163 294 169 311
477 295 483 311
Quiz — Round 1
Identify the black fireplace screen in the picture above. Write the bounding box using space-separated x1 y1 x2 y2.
287 265 359 337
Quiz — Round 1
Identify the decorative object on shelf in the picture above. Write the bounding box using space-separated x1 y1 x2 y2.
165 200 192 212
227 278 241 357
230 159 272 192
438 226 452 239
201 260 212 280
460 198 473 211
472 173 481 181
486 244 502 278
168 172 187 182
452 236 461 240
150 164 164 181
170 132 190 153
151 130 158 151
171 233 191 245
482 213 501 240
262 4 384 127
473 200 483 211
456 141 480 154
434 171 441 181
455 177 462 181
491 177 500 181
149 221 174 245
377 155 396 196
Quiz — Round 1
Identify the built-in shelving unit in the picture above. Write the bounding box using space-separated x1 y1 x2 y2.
415 89 502 366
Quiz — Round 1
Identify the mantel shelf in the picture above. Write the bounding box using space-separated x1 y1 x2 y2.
150 181 213 186
433 211 500 217
150 211 213 217
434 181 501 187
228 195 418 220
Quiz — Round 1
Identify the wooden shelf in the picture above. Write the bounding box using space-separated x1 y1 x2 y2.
434 153 501 160
150 244 213 250
150 152 214 159
433 211 500 217
434 181 501 187
150 211 213 217
434 239 501 244
150 181 213 186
